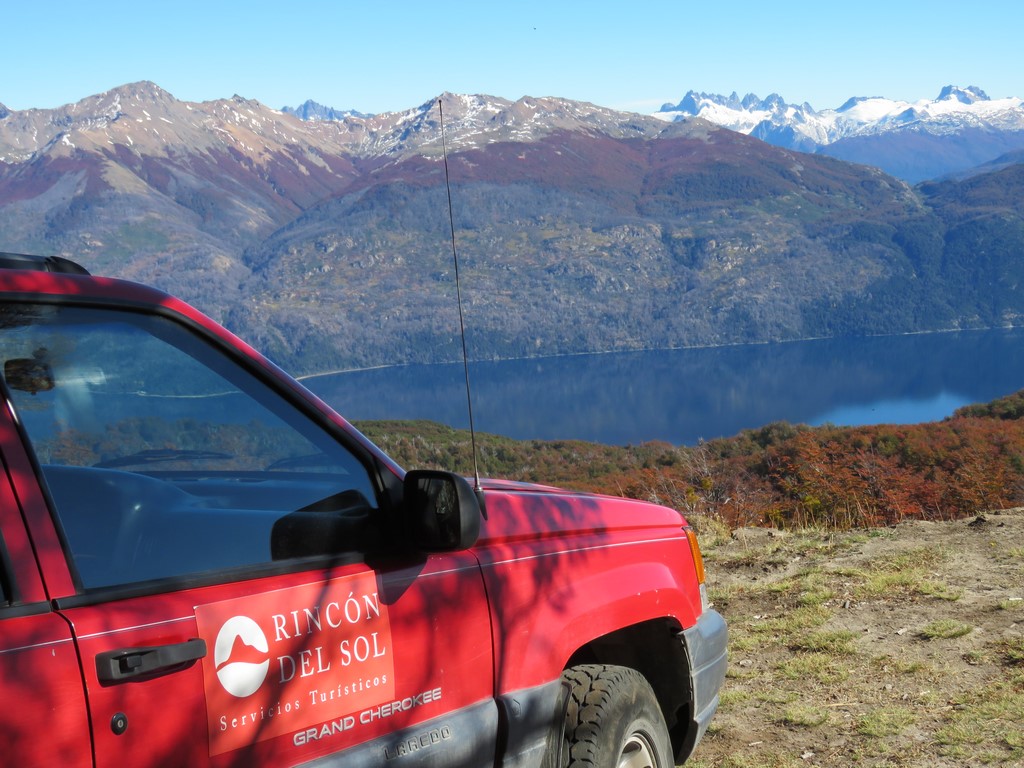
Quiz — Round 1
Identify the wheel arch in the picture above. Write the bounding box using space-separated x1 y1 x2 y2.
563 617 694 761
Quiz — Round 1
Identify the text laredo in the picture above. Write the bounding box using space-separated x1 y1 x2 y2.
272 592 387 683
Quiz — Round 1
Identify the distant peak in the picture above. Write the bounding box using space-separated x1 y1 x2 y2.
660 90 801 116
0 102 9 119
659 90 737 116
423 92 507 117
937 85 989 103
104 81 174 102
436 91 489 109
675 91 704 114
837 96 871 112
433 91 467 107
281 99 368 121
739 93 763 110
419 93 450 112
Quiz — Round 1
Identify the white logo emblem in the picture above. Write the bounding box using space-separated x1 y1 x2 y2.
214 615 270 698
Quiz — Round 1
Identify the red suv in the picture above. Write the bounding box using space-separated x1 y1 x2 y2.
0 253 726 767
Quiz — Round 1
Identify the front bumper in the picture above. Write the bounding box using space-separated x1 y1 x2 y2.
676 608 728 762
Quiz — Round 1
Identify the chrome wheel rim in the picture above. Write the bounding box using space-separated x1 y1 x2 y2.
617 731 659 768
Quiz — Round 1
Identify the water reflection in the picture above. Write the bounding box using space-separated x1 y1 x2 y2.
304 329 1024 446
815 392 972 429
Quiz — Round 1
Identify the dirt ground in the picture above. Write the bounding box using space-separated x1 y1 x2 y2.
686 509 1024 767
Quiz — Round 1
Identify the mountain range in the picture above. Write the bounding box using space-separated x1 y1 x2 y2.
656 86 1024 183
1 82 1023 373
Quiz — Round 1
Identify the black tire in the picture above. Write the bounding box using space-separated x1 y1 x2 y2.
558 664 674 768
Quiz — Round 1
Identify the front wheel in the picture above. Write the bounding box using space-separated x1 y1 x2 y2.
558 664 674 768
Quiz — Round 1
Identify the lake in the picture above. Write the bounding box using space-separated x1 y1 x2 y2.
302 329 1024 446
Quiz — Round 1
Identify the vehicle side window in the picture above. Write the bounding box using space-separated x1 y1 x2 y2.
0 304 379 589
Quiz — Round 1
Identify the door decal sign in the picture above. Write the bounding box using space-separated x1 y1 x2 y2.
195 573 395 755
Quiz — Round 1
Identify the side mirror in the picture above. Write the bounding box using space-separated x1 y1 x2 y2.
403 470 481 552
4 354 55 394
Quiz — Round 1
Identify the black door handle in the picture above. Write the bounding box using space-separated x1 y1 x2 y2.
96 638 207 684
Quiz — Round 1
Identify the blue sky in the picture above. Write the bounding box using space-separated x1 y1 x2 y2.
2 1 1021 115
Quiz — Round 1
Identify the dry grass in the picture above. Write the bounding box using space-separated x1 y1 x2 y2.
685 510 1024 767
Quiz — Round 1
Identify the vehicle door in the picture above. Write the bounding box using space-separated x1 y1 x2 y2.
0 438 92 767
0 299 496 768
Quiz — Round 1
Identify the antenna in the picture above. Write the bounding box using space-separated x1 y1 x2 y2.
438 98 482 493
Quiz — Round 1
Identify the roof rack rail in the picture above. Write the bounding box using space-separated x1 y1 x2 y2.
0 252 91 275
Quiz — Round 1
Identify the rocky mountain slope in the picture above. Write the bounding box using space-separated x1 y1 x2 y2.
231 122 929 370
2 83 1024 373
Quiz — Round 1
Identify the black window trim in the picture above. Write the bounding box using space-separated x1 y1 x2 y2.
0 599 55 619
0 527 18 608
51 549 379 610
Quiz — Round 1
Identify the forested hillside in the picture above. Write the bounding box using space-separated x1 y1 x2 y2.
231 132 1024 372
356 389 1024 530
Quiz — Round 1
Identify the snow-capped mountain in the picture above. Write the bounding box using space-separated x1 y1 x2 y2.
655 86 1024 181
274 85 1024 183
656 86 1024 145
281 100 368 121
339 91 686 159
0 83 674 170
